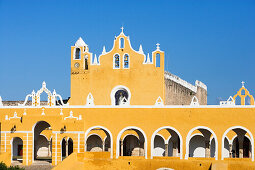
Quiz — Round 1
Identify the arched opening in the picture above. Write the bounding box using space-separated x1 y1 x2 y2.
85 126 113 158
152 127 182 158
84 55 88 70
61 138 66 160
119 128 146 157
153 135 165 156
245 96 251 105
33 121 52 163
156 53 160 67
123 54 129 68
235 96 241 105
114 54 120 69
120 38 124 49
12 137 23 163
222 127 253 160
186 127 218 159
223 138 230 158
87 135 103 152
68 138 73 155
75 48 80 59
115 89 128 105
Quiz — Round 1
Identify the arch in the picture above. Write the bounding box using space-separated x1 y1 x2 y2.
120 38 124 49
86 134 103 152
185 126 218 160
74 48 81 59
68 138 73 155
84 126 113 158
32 121 52 162
221 126 254 161
110 85 131 106
61 138 66 161
156 53 160 67
84 55 88 70
123 135 141 156
151 126 183 159
113 53 120 69
189 134 205 157
153 135 165 156
116 126 147 159
122 134 139 142
123 54 129 69
11 137 23 163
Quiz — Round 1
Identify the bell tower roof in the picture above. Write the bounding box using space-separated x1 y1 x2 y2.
75 37 87 47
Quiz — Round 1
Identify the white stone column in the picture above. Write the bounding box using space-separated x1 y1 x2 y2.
102 141 105 152
205 140 210 158
229 144 233 158
165 143 168 157
66 140 68 156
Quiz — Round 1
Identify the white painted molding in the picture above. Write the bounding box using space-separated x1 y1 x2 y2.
102 46 106 55
155 96 164 106
86 93 95 106
190 96 199 106
145 53 152 64
0 96 3 106
138 45 144 54
92 54 99 65
9 112 21 120
64 111 78 120
75 37 87 47
220 96 235 106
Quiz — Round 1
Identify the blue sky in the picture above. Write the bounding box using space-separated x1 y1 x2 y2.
0 0 254 104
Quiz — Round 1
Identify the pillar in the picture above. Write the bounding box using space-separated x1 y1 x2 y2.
102 141 105 152
120 140 123 156
229 144 233 158
239 139 243 158
65 140 68 157
205 140 210 158
165 143 168 157
48 140 51 157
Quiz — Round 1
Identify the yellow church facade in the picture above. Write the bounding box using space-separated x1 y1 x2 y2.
0 29 255 169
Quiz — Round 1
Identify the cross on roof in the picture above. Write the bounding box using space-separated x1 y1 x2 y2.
241 81 245 87
156 43 160 50
121 26 124 33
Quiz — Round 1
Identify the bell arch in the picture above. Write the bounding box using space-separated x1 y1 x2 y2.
110 85 131 106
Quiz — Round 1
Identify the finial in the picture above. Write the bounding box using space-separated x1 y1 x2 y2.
102 46 106 54
146 53 151 63
241 81 245 87
93 54 98 64
121 26 124 33
139 45 144 54
156 43 160 50
42 81 46 88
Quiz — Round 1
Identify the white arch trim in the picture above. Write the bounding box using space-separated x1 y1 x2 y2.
185 126 218 160
156 134 167 144
116 126 148 159
221 126 254 161
110 85 131 106
84 126 113 159
230 134 252 145
151 126 183 159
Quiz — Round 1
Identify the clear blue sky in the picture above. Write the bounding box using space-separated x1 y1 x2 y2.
0 0 254 104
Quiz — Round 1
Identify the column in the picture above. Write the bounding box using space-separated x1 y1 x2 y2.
173 142 178 157
205 140 210 158
239 139 243 158
165 143 168 157
102 141 105 152
66 140 68 157
120 140 123 156
229 144 233 158
48 140 51 157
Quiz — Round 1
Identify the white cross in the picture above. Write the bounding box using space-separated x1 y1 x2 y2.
156 43 160 50
241 81 245 87
121 26 124 33
42 108 45 115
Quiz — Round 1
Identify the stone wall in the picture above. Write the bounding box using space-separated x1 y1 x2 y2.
164 72 207 105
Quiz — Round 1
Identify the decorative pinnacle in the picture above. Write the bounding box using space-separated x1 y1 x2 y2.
241 81 245 87
156 43 160 50
121 26 124 33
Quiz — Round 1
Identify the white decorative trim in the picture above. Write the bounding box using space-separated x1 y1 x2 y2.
110 85 131 106
221 126 254 161
138 45 144 54
102 46 106 55
190 96 199 106
151 126 183 159
84 126 113 158
41 108 45 115
195 80 207 91
64 111 78 120
9 111 21 120
145 53 152 64
92 54 99 65
0 96 3 106
75 37 87 47
220 96 235 106
155 97 164 106
116 126 147 159
185 126 218 160
86 93 94 106
155 134 167 144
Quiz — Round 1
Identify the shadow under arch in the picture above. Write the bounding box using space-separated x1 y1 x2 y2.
84 126 113 158
151 126 183 159
185 126 218 160
221 126 254 161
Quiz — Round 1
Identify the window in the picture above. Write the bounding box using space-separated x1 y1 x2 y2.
124 54 129 68
114 54 120 68
156 53 160 67
120 38 124 49
85 58 88 70
75 48 80 59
